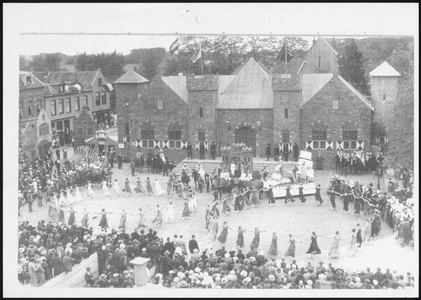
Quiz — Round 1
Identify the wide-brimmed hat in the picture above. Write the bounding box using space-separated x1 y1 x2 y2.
100 274 107 280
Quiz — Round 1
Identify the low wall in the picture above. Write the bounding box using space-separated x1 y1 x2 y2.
41 253 98 288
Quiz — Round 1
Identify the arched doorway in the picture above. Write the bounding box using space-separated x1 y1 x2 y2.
235 126 256 157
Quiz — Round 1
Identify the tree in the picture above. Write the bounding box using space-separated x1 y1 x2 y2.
19 56 29 71
75 51 125 82
337 39 368 94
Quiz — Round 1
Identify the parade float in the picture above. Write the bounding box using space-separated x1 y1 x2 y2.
263 150 316 198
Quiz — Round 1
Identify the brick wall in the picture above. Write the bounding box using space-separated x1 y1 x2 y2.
300 75 372 168
370 76 399 131
216 109 273 158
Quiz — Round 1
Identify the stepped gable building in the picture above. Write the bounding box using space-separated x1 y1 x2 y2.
116 50 379 167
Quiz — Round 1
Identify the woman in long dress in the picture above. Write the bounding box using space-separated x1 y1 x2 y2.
50 197 59 224
235 226 245 248
221 194 231 215
165 202 174 223
113 179 121 197
151 205 163 226
59 191 67 207
348 229 358 257
306 232 321 259
66 187 74 205
136 208 147 230
118 209 127 233
58 205 65 224
153 179 165 196
298 184 306 204
189 193 197 213
146 177 154 195
267 232 278 257
68 207 76 226
176 181 184 199
364 217 372 245
134 178 145 195
218 221 229 245
244 187 253 208
211 217 219 241
81 208 89 228
123 178 132 196
284 234 296 258
250 227 265 249
182 198 191 220
87 182 95 198
101 180 111 198
74 186 83 202
98 209 109 228
234 190 244 211
250 188 260 207
326 231 341 258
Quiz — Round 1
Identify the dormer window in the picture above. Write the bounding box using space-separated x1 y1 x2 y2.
26 76 32 86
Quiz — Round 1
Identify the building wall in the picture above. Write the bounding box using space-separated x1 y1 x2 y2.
305 39 338 74
187 74 218 159
272 74 302 148
73 109 97 148
370 76 399 126
19 86 45 126
216 109 273 158
300 75 372 168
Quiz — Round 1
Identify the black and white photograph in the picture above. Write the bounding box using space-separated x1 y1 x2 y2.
3 3 418 297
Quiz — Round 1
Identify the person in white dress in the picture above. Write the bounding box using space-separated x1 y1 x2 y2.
240 172 248 181
165 202 174 223
87 182 96 198
101 180 111 198
113 179 121 197
66 187 74 205
74 186 83 203
153 179 165 196
230 162 236 178
59 191 67 207
51 193 59 208
189 193 197 213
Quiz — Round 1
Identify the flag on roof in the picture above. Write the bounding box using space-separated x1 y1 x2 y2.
191 40 202 63
169 38 180 55
277 43 293 62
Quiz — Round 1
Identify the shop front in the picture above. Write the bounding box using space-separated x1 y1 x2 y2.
85 130 118 156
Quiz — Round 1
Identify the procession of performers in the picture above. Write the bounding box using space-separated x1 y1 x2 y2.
334 150 382 176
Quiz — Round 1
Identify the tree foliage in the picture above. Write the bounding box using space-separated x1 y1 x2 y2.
75 51 125 82
125 48 166 80
27 53 63 72
337 39 368 94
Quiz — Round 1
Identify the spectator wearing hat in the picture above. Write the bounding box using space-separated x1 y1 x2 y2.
97 274 109 288
189 235 199 254
62 253 75 273
372 268 384 284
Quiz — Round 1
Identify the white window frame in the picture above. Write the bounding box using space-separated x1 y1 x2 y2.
333 99 338 109
157 100 163 110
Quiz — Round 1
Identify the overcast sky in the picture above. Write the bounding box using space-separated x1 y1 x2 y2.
4 3 418 56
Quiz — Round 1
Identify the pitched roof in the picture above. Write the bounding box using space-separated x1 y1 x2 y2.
19 71 45 88
114 69 149 84
218 75 236 95
217 57 273 109
161 76 188 104
46 70 105 88
231 59 272 76
369 61 401 77
123 63 143 72
301 73 333 107
272 59 318 75
338 75 374 111
305 38 339 58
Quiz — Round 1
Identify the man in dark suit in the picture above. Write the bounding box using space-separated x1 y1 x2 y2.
62 254 75 272
293 143 299 162
274 144 280 162
199 142 205 160
164 237 175 258
265 143 271 161
372 268 384 284
188 235 199 254
85 267 95 287
117 152 123 169
282 142 289 162
187 142 193 160
210 142 216 160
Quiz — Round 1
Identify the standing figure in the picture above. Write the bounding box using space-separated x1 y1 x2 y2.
134 178 145 195
205 204 212 230
298 184 306 203
234 190 244 211
293 143 299 162
118 209 127 233
326 231 341 258
113 179 121 197
356 223 363 248
136 208 147 230
189 193 197 213
363 217 372 245
153 179 165 196
265 143 271 161
306 232 321 259
165 202 174 223
187 142 193 160
74 186 83 203
68 207 76 226
87 182 95 199
199 141 205 160
210 141 216 160
117 152 123 169
282 142 289 162
315 184 324 206
285 185 295 205
123 178 131 196
66 187 74 205
250 227 264 249
218 221 229 245
274 144 280 162
101 181 111 198
284 234 296 258
236 226 245 248
221 194 231 215
81 208 89 228
267 232 278 258
342 183 351 214
329 188 337 210
58 205 65 224
60 190 67 207
50 196 59 224
267 185 275 206
98 209 109 229
348 229 358 257
130 159 136 177
146 177 154 195
151 205 163 226
211 217 219 241
182 198 191 220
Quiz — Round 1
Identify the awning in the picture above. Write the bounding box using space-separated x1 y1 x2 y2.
102 83 114 92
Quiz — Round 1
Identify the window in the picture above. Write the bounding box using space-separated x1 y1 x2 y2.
199 107 203 118
284 108 288 119
95 92 100 105
51 100 57 116
141 130 154 140
26 76 32 86
169 141 175 148
98 78 102 87
379 136 387 145
28 101 33 118
157 100 163 109
343 131 358 141
383 94 386 101
56 121 63 131
51 122 56 130
58 99 64 114
312 130 327 141
282 133 290 143
343 141 350 150
176 141 181 148
39 124 49 136
75 97 80 111
102 92 106 104
87 128 94 135
168 130 181 140
198 132 205 142
351 141 357 150
66 98 71 113
333 99 338 109
76 128 83 135
83 96 89 106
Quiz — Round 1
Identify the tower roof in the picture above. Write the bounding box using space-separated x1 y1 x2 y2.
369 61 401 77
114 69 149 84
